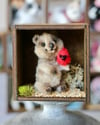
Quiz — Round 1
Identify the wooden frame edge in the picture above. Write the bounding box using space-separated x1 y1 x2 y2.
13 24 89 102
12 26 17 100
86 24 90 103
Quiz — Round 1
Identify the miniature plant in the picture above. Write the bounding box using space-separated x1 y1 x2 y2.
18 85 35 97
62 64 84 91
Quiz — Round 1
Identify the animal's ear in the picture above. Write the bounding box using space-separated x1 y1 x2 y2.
52 34 63 45
57 38 64 50
32 35 39 45
53 37 58 43
51 34 58 43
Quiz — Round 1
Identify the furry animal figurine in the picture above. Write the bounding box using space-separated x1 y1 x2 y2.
32 33 65 94
48 0 84 24
64 0 83 23
13 0 42 25
10 0 24 24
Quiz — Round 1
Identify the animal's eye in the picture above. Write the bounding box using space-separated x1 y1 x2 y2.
41 42 45 47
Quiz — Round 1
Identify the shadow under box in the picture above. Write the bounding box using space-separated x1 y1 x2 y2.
12 24 89 102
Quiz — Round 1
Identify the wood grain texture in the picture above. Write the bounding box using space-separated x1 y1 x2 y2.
12 27 17 100
86 24 90 104
17 96 85 102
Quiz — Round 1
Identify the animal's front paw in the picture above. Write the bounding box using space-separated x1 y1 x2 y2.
46 87 52 94
61 84 67 91
56 84 69 92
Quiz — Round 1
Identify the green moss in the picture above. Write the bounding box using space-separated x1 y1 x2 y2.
18 85 35 97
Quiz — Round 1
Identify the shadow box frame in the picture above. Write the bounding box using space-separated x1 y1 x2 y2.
12 24 90 103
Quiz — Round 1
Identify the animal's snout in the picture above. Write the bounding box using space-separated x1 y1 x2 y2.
49 43 55 50
27 4 33 9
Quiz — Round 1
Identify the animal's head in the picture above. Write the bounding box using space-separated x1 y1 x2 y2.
32 33 64 60
23 0 41 16
66 0 81 22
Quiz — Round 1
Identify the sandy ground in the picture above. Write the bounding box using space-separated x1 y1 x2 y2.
32 88 86 98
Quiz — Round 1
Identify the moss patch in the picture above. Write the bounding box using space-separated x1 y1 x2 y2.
18 85 35 97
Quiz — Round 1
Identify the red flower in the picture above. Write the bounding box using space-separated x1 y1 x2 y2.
57 48 71 66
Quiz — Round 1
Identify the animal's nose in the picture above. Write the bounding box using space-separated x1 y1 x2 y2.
49 43 54 49
27 4 33 9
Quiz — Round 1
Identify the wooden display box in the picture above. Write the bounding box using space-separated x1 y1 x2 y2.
13 24 89 102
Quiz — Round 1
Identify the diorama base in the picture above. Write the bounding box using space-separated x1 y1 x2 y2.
2 102 100 125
